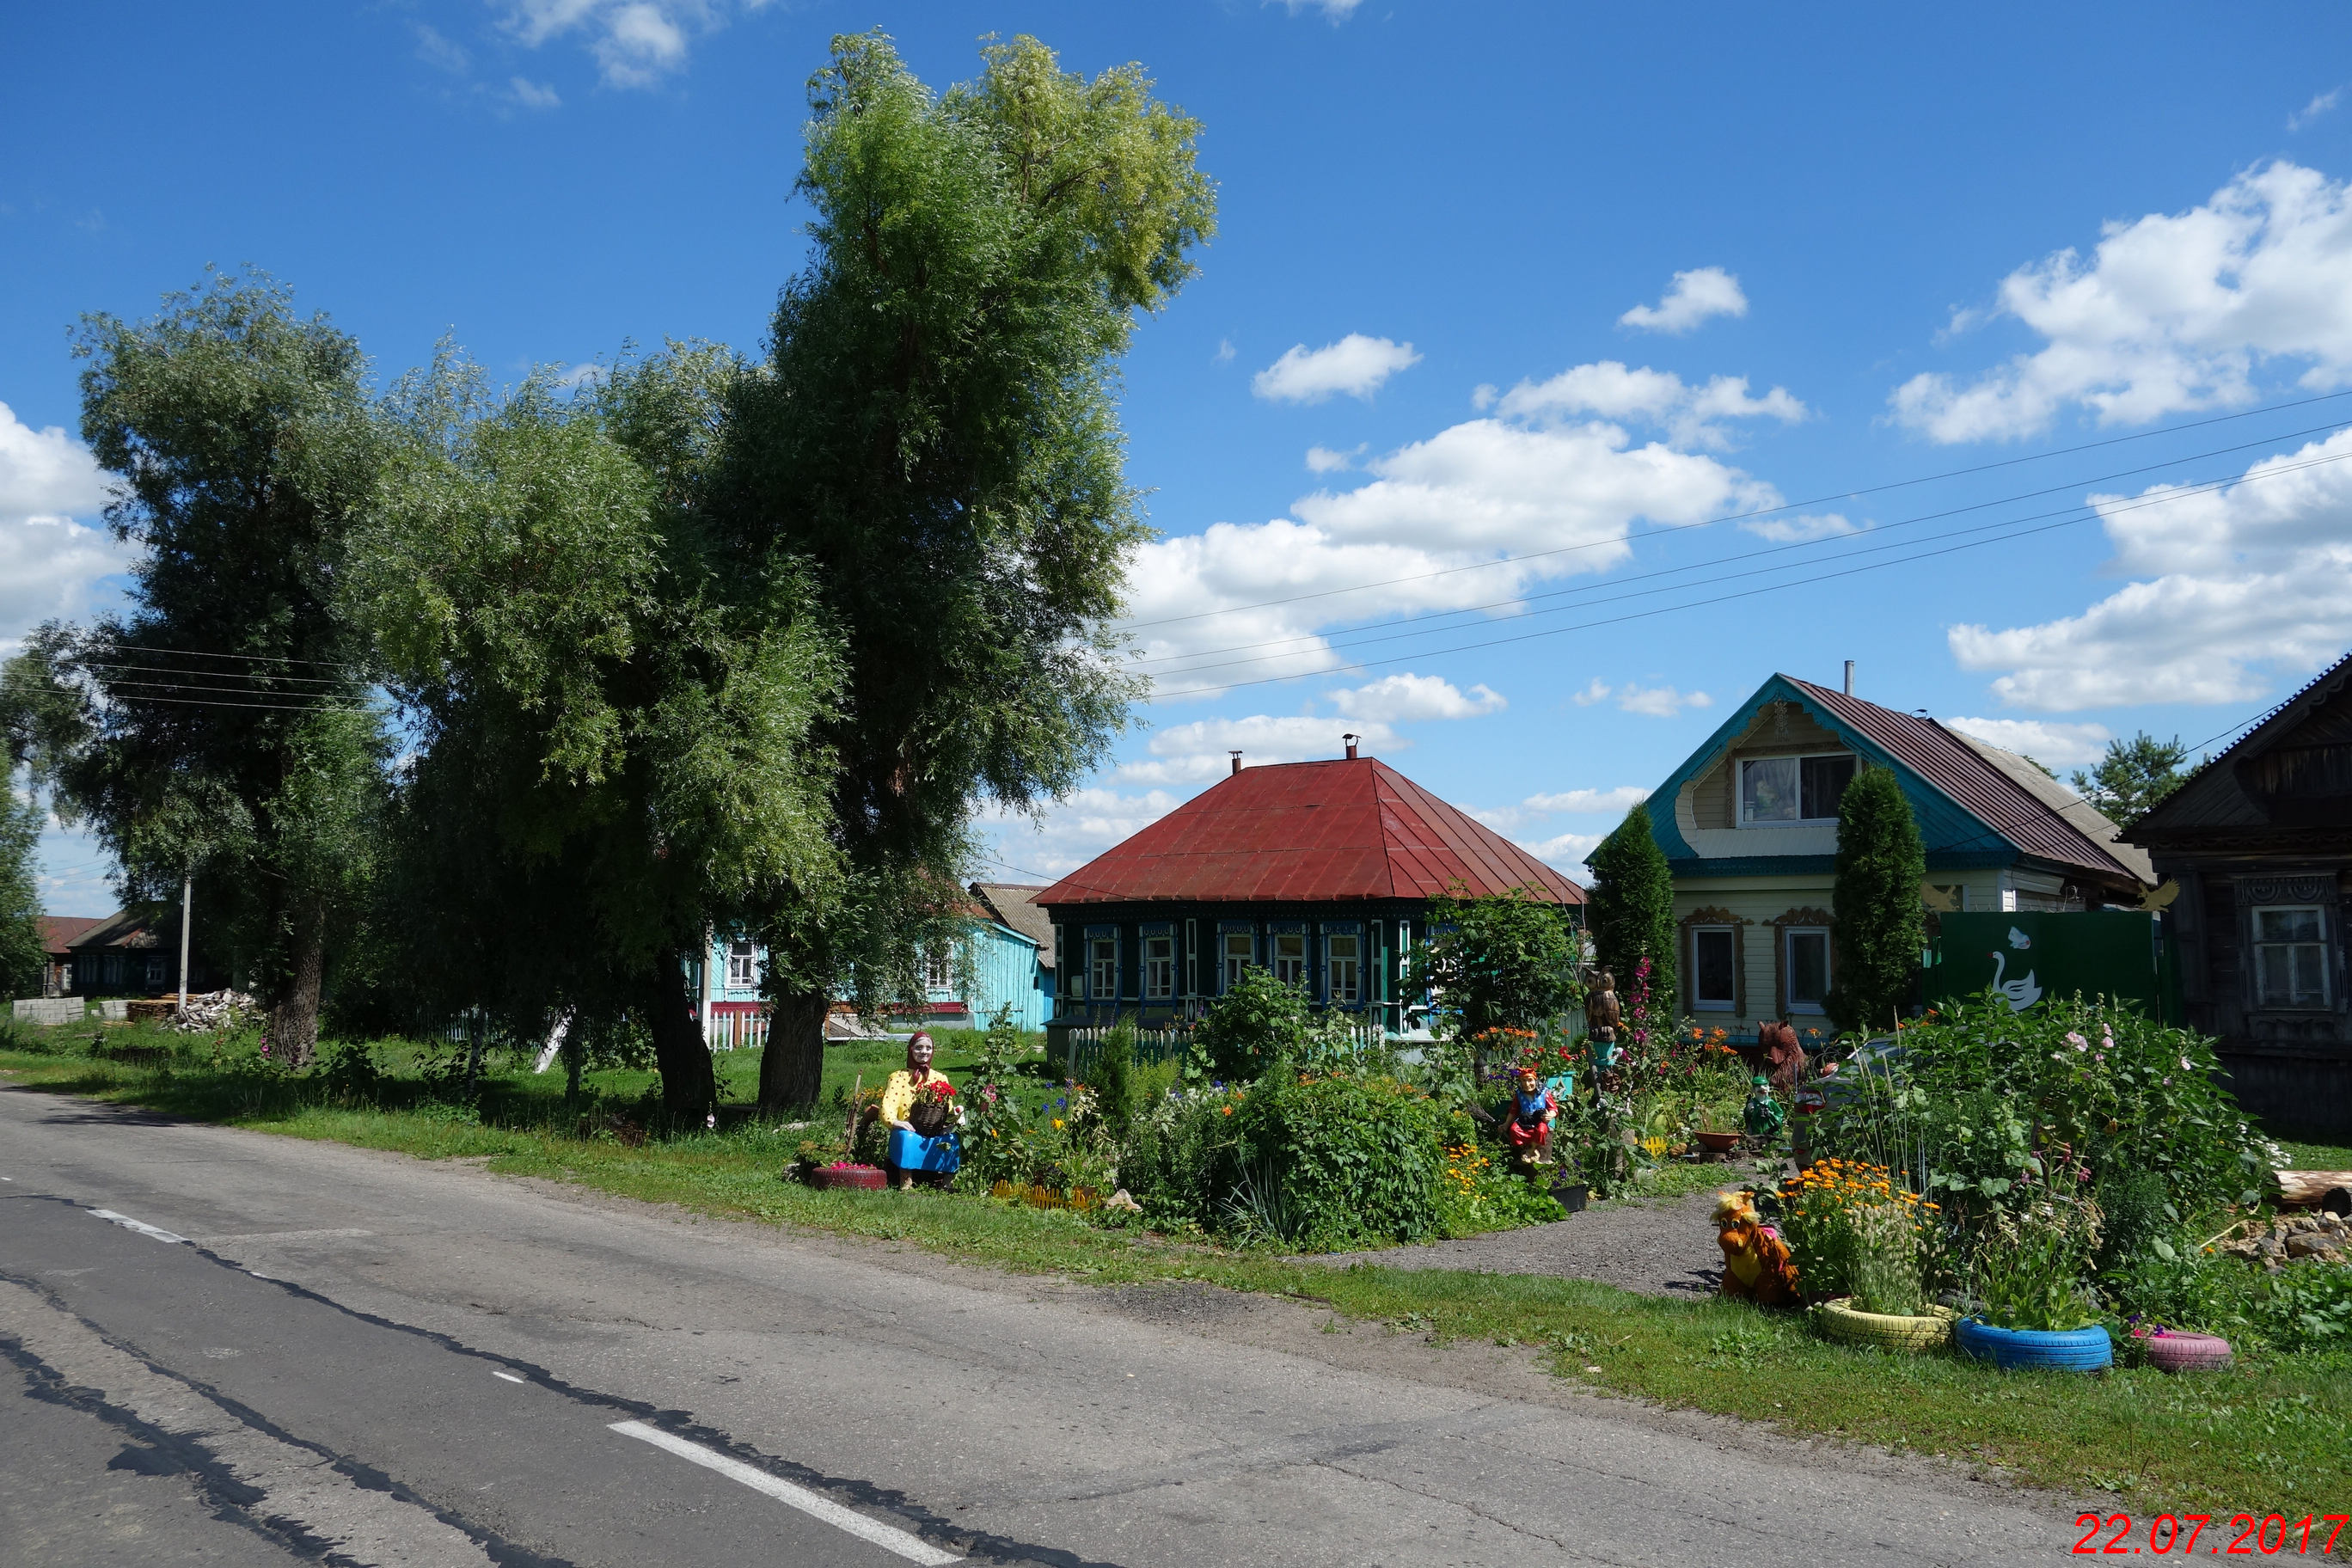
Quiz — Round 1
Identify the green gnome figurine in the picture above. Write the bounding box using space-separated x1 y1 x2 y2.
1742 1073 1786 1140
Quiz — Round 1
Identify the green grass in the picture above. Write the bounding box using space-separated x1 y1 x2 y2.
4 1023 2346 1534
2273 1136 2352 1172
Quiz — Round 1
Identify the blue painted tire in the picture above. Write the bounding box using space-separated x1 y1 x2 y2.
1954 1318 2113 1371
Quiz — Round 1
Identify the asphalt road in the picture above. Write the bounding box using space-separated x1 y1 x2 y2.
0 1085 2087 1566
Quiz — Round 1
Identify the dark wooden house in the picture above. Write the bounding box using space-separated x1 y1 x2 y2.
2125 651 2352 1135
1035 745 1584 1038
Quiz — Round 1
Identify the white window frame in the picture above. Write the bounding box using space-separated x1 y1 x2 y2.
1692 926 1736 1012
1739 751 1856 827
1785 926 1831 1014
1326 934 1362 1005
1271 932 1307 988
726 939 759 989
1089 936 1118 1001
1222 932 1253 991
1142 934 1175 1001
2252 905 2331 1008
922 943 954 994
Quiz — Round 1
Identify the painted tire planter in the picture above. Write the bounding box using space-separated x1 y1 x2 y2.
2137 1330 2233 1373
807 1164 886 1191
1954 1317 2113 1371
1816 1299 1957 1352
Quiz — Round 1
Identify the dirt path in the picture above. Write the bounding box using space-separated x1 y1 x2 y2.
1317 1185 1744 1297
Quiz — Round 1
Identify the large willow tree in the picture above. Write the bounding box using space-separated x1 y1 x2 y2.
716 33 1216 1110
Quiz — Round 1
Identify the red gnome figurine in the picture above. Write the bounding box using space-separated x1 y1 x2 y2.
1712 1190 1800 1306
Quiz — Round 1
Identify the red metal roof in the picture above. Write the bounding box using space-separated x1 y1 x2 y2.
1782 675 2144 885
40 916 102 956
1037 757 1586 908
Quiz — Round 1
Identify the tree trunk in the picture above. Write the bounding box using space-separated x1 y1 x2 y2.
646 950 717 1124
759 988 830 1114
269 897 328 1069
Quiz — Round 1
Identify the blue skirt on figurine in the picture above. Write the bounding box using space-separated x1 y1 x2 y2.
889 1127 961 1174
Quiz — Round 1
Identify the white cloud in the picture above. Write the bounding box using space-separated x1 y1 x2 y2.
1570 677 1611 706
977 787 1185 879
1305 444 1357 474
1124 412 1778 695
1270 0 1363 18
500 0 751 88
1616 683 1711 718
1491 360 1804 450
1941 716 2113 769
1326 672 1504 722
1892 162 2352 443
414 23 472 73
1522 786 1650 814
1253 334 1420 404
0 402 130 646
510 77 562 109
1740 511 1859 542
1214 338 1236 365
2291 89 2343 132
1620 266 1749 334
1949 426 2352 708
1118 714 1399 785
1516 829 1606 873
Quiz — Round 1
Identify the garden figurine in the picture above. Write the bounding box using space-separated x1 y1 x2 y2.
1501 1065 1559 1169
1743 1019 1804 1090
1712 1190 1800 1306
1742 1074 1786 1140
873 1032 959 1190
1584 968 1622 1080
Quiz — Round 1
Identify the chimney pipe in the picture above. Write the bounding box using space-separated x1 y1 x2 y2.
1343 733 1360 760
1843 659 1855 697
1229 750 1244 775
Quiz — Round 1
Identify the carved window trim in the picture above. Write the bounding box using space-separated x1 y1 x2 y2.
1679 906 1746 1015
2233 873 2346 1017
1768 907 1836 1020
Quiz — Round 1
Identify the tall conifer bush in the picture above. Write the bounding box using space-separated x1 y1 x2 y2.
1825 765 1926 1034
1585 804 1675 1008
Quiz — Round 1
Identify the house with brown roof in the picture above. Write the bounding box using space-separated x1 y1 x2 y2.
39 916 102 998
1035 740 1585 1036
2123 650 2352 1133
1642 671 2153 1028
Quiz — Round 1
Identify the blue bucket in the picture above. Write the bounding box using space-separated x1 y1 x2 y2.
888 1127 961 1174
1953 1318 2113 1371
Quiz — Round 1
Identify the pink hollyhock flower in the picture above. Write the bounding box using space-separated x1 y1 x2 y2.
2066 1032 2088 1050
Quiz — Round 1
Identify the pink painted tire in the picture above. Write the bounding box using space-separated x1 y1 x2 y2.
2141 1332 2233 1373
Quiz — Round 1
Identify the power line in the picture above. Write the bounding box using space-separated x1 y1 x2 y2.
1148 447 2352 690
83 641 367 672
1124 418 2352 670
1117 389 2352 631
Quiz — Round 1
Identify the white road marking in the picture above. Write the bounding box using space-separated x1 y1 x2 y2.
493 1371 524 1384
608 1420 960 1565
88 1208 187 1244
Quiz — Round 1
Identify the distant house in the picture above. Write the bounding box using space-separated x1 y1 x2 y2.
969 882 1056 1024
39 916 101 997
1642 672 2153 1027
64 909 212 997
2124 651 2352 1135
1035 742 1584 1037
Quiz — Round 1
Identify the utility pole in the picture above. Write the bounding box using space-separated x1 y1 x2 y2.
176 872 193 1019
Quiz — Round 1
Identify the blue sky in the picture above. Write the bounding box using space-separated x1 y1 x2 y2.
7 2 2352 910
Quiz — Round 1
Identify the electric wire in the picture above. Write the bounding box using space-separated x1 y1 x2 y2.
1123 417 2352 670
1117 388 2352 630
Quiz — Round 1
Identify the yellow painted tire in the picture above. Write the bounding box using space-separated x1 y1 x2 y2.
1815 1298 1957 1351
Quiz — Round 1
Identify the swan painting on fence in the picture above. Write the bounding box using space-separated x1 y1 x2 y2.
1987 924 2042 1011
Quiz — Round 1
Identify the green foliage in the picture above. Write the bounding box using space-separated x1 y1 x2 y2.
317 1039 383 1107
1233 1074 1447 1251
1967 1200 2104 1332
0 790 47 998
1196 965 1309 1081
714 32 1215 1108
1434 1118 1565 1235
1412 885 1582 1041
1584 804 1675 1009
2071 731 2191 825
1093 1015 1137 1136
2106 1249 2352 1353
1824 764 1926 1035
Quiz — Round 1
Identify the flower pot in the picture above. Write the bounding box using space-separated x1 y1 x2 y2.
1953 1317 2112 1371
1694 1130 1742 1156
1815 1298 1956 1352
807 1163 886 1191
1552 1179 1589 1214
2135 1329 2233 1373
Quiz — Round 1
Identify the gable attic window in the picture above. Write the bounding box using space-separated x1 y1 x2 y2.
1740 752 1856 824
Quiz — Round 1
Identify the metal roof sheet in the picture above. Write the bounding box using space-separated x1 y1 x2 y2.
1036 757 1586 908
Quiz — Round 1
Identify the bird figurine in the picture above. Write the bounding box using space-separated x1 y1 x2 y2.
1988 948 2042 1012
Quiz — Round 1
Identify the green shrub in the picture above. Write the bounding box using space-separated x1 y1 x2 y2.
1196 967 1309 1082
318 1039 383 1106
1966 1199 2103 1332
1234 1074 1445 1251
1123 1085 1247 1229
1095 1018 1136 1136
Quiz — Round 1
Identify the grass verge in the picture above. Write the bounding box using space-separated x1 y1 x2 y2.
3 1038 2345 1533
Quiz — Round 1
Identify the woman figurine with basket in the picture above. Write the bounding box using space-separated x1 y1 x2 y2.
874 1032 962 1190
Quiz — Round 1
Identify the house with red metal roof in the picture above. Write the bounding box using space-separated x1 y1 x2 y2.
1035 741 1584 1035
1644 671 2154 1028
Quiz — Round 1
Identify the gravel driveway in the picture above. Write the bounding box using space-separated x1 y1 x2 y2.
1314 1179 1767 1298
